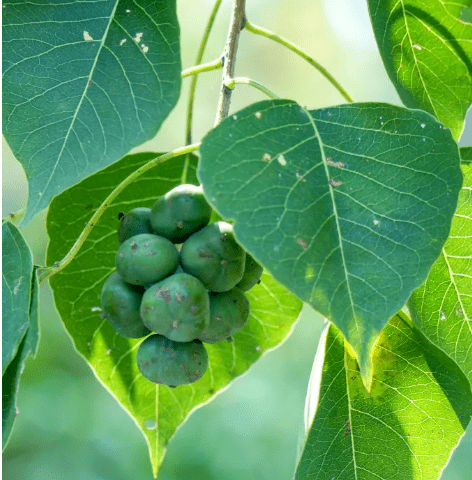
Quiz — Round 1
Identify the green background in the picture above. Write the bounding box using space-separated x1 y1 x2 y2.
3 0 471 478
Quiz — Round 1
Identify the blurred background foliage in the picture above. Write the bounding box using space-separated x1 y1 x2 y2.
3 0 471 478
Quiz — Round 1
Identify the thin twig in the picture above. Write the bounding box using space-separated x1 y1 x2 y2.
186 0 224 145
38 144 201 285
245 20 354 103
214 0 247 125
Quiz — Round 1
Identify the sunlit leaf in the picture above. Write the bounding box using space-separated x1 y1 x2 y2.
409 148 472 384
368 0 472 139
46 152 302 476
296 314 472 480
3 0 181 225
198 99 462 388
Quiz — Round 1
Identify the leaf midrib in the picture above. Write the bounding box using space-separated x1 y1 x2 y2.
37 0 120 209
303 107 358 337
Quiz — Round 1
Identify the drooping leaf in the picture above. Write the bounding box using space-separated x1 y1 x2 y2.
367 0 472 140
408 148 472 384
3 0 181 225
46 151 302 476
198 99 462 388
2 222 33 373
3 267 40 450
295 314 472 480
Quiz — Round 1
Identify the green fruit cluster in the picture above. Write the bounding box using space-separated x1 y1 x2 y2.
100 184 263 388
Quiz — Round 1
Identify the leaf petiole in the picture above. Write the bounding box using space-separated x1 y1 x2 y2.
181 56 223 78
185 0 224 145
38 144 201 286
225 77 279 99
244 20 354 103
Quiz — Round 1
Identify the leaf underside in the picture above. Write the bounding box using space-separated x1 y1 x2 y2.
367 0 472 140
46 152 303 476
2 267 40 450
3 0 181 225
296 315 472 480
198 99 462 387
2 222 34 373
409 148 472 384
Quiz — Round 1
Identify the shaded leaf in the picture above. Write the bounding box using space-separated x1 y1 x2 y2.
3 267 40 450
2 222 33 373
3 0 181 225
408 148 472 383
198 99 462 387
367 0 472 140
46 152 302 476
296 314 472 480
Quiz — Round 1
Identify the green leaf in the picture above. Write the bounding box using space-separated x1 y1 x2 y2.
367 0 472 140
3 0 181 225
408 148 472 384
296 314 472 480
198 99 462 388
3 267 40 450
46 152 302 476
2 222 34 373
461 7 472 24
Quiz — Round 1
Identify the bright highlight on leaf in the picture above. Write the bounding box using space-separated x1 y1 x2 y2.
198 99 462 389
296 315 472 480
2 0 182 225
367 0 472 140
409 148 472 384
46 152 302 476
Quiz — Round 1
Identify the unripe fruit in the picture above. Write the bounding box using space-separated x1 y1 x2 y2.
115 233 179 286
199 287 250 344
137 334 208 386
140 273 210 342
117 208 152 244
100 271 150 338
180 222 246 292
236 253 263 291
150 184 212 243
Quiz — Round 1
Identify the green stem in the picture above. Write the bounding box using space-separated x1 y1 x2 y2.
38 144 201 286
181 56 223 78
185 0 224 145
3 207 26 224
244 21 354 103
225 77 279 99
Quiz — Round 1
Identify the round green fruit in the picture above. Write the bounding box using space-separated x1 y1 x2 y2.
117 207 152 244
100 271 150 338
150 184 212 243
140 273 210 342
136 334 208 386
236 253 263 291
199 287 250 344
180 221 246 292
115 233 179 286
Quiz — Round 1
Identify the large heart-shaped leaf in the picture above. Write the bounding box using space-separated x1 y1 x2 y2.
2 267 40 450
3 0 181 225
46 152 302 476
367 0 472 140
296 314 472 480
2 222 34 373
408 147 472 384
198 99 462 387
